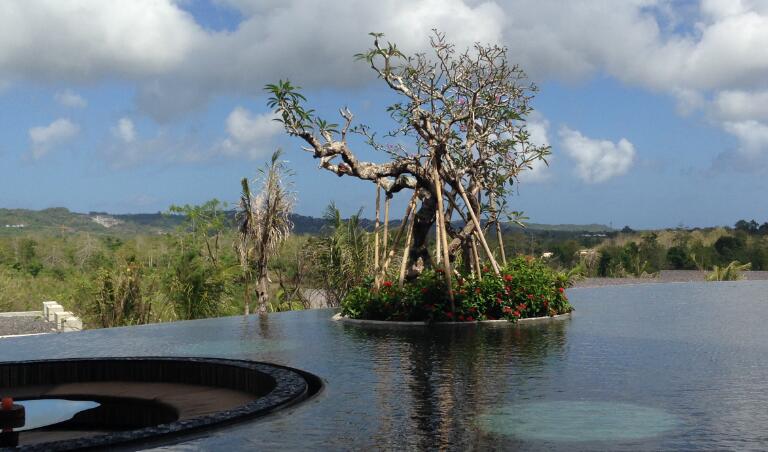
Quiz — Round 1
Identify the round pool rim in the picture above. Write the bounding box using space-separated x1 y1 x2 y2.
0 357 320 451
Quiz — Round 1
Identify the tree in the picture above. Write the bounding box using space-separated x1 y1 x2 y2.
235 149 295 315
267 31 548 280
167 199 227 265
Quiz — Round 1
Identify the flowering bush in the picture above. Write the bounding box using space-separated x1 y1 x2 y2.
340 256 573 322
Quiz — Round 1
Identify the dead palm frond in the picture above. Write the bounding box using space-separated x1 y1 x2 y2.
235 149 295 315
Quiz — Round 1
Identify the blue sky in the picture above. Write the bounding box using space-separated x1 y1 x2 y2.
1 0 768 229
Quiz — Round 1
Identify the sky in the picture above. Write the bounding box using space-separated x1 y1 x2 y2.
1 0 768 229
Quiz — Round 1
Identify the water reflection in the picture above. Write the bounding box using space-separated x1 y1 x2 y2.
341 321 570 449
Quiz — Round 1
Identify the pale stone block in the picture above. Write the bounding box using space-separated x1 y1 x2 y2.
43 301 60 319
54 310 73 329
62 316 83 332
47 305 64 322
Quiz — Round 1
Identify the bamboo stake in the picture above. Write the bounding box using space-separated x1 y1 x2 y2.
383 196 390 258
496 221 506 266
490 193 507 266
398 206 416 288
471 235 482 280
374 182 381 270
455 183 500 275
376 194 418 285
443 154 501 275
432 166 455 310
435 211 442 265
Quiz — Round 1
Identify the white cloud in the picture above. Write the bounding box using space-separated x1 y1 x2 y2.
28 118 79 159
112 117 136 143
54 89 87 108
715 90 768 122
723 120 768 156
217 107 282 159
0 1 202 81
518 113 552 183
559 127 635 183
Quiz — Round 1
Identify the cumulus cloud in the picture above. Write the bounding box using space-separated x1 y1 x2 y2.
6 0 768 171
112 117 136 143
54 89 87 108
518 113 552 183
216 107 282 159
28 118 79 159
722 120 768 156
0 0 505 121
559 127 635 183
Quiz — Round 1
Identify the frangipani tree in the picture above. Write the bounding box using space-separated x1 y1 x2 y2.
267 31 549 284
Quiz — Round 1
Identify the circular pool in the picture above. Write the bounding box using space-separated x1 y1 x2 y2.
0 357 321 450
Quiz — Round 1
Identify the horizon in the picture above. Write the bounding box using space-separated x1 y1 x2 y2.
2 1 768 229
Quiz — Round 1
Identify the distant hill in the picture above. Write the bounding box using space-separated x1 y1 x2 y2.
0 207 613 236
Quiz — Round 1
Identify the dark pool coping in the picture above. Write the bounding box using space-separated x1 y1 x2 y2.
0 357 315 451
331 312 571 326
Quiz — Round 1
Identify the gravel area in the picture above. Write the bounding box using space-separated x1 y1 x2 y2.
0 314 54 337
572 270 768 288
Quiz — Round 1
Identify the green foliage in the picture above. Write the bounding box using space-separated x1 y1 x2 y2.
341 257 572 322
666 246 695 269
706 261 752 281
88 259 151 327
307 204 373 307
165 250 229 320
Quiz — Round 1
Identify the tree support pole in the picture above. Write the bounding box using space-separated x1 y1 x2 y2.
432 166 455 311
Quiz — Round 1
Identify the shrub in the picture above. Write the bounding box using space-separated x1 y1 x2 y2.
340 256 573 322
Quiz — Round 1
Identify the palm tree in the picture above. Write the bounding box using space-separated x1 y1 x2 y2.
235 149 294 315
706 261 751 281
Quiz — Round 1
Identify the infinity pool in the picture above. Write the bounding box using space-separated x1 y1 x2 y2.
2 281 768 450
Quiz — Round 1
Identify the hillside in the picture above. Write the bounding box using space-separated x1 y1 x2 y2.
0 207 613 236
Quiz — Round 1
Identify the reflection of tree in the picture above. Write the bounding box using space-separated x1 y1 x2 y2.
342 321 569 448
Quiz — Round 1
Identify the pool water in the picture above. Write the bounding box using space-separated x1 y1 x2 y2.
14 399 100 431
2 281 768 450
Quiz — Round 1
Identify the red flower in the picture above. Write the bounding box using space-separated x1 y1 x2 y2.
445 311 454 319
459 289 467 295
504 286 511 294
558 287 565 293
527 294 534 300
504 274 513 282
487 316 497 321
383 281 393 288
513 310 521 317
436 268 444 274
458 315 465 321
503 306 512 314
421 287 429 294
496 298 503 304
482 266 489 273
466 316 475 322
475 288 482 294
